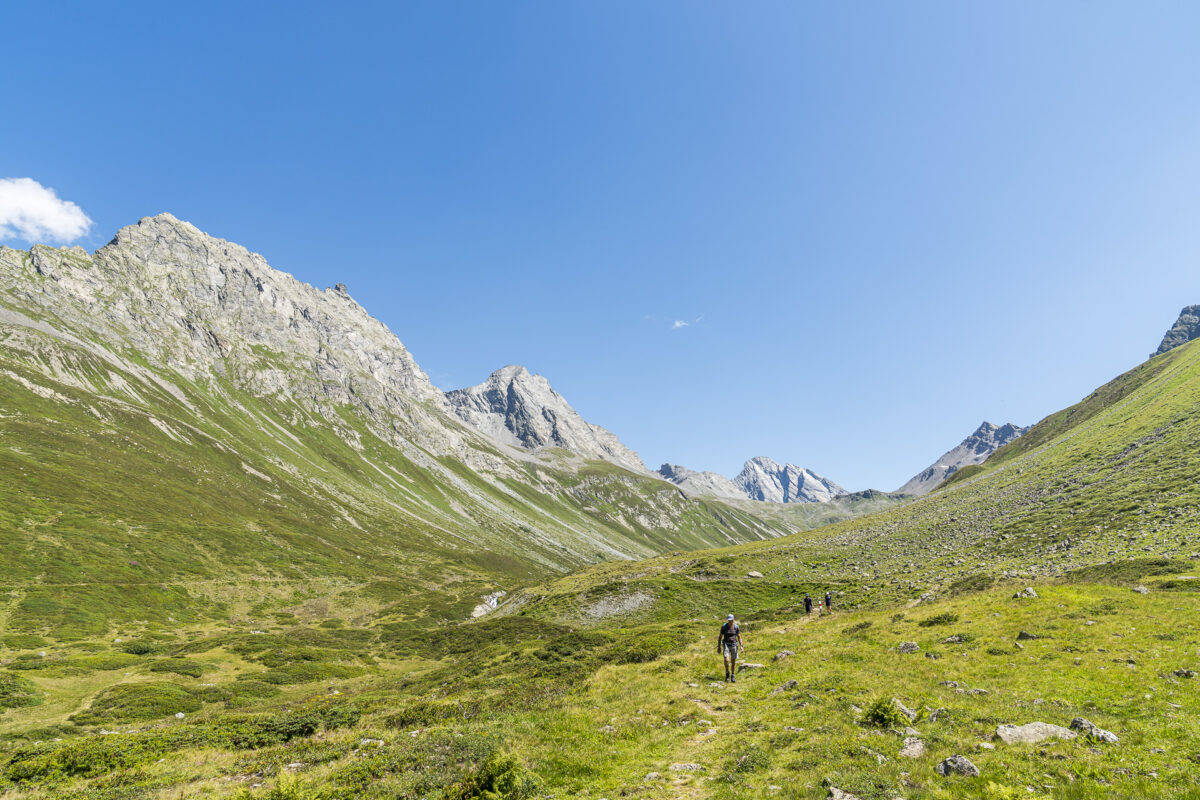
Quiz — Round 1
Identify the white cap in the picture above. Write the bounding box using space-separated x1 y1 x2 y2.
727 614 734 620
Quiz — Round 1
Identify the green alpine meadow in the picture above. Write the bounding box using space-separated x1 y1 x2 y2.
0 215 1197 800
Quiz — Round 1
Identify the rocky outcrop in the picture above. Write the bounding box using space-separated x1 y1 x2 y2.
1154 305 1200 356
656 463 744 500
446 365 646 472
734 456 846 503
657 456 847 504
898 421 1028 495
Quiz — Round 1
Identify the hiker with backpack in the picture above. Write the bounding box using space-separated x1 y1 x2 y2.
718 613 744 682
804 593 813 615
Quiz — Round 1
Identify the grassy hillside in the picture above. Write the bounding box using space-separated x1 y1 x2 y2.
0 568 1195 799
0 314 783 638
505 339 1200 627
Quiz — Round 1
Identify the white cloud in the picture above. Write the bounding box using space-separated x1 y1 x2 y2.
671 320 689 329
0 178 93 243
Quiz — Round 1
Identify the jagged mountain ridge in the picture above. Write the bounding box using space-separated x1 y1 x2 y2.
1154 304 1200 357
658 456 847 503
897 421 1029 495
0 214 784 631
446 365 646 473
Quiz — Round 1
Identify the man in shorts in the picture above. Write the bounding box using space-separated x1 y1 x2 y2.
717 613 744 682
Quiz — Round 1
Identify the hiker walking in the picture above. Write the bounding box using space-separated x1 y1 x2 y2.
717 613 744 682
825 591 833 612
804 593 813 615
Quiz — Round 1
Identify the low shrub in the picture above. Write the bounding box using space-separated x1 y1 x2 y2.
121 641 158 656
862 697 908 728
918 612 960 627
149 658 208 678
0 671 42 709
70 682 203 725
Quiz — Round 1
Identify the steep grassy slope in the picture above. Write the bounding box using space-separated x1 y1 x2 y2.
0 297 781 638
505 338 1200 626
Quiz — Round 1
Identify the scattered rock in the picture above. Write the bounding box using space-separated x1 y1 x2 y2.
942 634 965 644
891 699 918 721
898 738 926 758
643 772 661 781
977 742 995 751
1132 586 1149 594
994 722 1077 745
359 738 384 748
747 571 764 578
1174 669 1197 679
174 712 186 719
1016 631 1040 641
770 679 798 696
898 642 920 654
929 708 947 722
774 650 795 661
828 787 862 800
670 763 705 772
737 662 764 671
935 754 980 777
939 681 959 688
599 725 616 734
1070 718 1119 744
1013 587 1038 599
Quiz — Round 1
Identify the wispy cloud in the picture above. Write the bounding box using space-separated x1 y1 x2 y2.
671 320 689 330
0 178 92 243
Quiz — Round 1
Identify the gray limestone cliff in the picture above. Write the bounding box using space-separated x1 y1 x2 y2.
734 456 847 503
446 365 647 473
656 463 744 500
897 421 1028 495
1154 305 1200 357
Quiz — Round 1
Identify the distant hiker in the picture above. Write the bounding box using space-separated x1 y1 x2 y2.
718 614 744 682
804 593 813 614
825 591 833 612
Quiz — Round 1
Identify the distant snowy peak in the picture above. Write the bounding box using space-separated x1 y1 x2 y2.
898 421 1028 495
734 456 848 503
656 463 744 501
445 365 647 472
658 457 847 504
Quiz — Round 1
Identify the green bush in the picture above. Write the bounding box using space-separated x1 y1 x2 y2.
149 658 208 678
250 662 365 685
2 634 47 650
120 640 158 656
70 682 203 725
862 697 908 728
949 573 995 595
450 751 543 800
0 671 42 709
71 653 142 671
918 612 960 627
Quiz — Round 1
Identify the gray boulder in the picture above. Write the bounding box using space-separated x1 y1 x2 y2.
994 722 1077 745
898 642 920 654
935 754 980 777
1070 718 1118 744
1153 305 1200 356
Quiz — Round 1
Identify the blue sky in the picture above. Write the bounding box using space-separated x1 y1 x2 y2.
4 2 1200 490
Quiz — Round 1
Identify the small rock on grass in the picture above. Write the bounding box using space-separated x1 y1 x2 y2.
1133 586 1149 594
1174 669 1197 679
891 699 918 721
738 662 764 671
994 722 1076 745
774 650 795 661
898 642 920 654
828 787 862 800
1013 587 1038 599
770 679 798 696
1070 718 1119 744
1016 630 1040 641
935 754 980 777
898 738 926 758
670 763 705 772
747 571 764 578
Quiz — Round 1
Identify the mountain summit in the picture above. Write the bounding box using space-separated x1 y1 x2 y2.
1154 304 1200 356
734 456 847 503
897 421 1028 495
445 365 646 472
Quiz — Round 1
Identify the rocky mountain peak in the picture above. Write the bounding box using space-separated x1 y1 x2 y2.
656 463 744 500
446 366 647 472
1154 305 1200 357
734 457 847 503
897 420 1028 495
